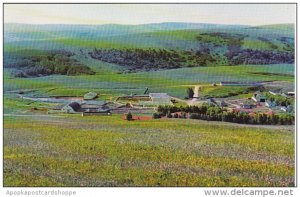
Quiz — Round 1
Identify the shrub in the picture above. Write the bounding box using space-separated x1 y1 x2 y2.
126 112 133 121
189 113 200 119
153 113 162 119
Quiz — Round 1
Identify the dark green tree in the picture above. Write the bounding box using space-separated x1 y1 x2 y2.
186 88 194 99
126 112 133 121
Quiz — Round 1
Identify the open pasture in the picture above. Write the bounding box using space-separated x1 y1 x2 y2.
4 115 294 187
4 64 294 100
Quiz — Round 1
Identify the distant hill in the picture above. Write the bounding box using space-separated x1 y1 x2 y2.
253 23 294 31
4 22 295 76
4 22 249 42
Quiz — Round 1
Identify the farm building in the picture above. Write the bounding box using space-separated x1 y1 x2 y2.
149 93 170 103
61 102 81 113
287 92 295 97
207 98 217 105
280 93 288 97
281 105 294 113
61 101 111 114
52 104 65 110
138 93 172 106
287 105 295 113
240 103 253 109
149 93 172 105
281 106 288 112
252 93 266 102
265 101 276 108
269 91 278 96
82 108 112 116
80 102 105 111
215 100 227 107
219 81 262 86
84 92 98 100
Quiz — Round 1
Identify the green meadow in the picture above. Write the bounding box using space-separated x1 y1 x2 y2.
4 115 294 186
4 64 294 99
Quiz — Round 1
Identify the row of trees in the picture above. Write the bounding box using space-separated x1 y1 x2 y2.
156 104 294 125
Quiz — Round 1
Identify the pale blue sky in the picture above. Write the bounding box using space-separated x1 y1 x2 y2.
4 4 296 26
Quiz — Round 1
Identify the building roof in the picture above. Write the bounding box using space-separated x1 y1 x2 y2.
84 92 98 100
53 104 65 110
68 102 81 111
207 98 216 103
149 93 169 98
266 100 275 105
81 104 101 109
220 81 262 86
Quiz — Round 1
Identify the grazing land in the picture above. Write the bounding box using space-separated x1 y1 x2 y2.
4 115 294 186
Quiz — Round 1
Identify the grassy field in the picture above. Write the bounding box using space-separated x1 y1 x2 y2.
4 115 294 187
4 64 294 100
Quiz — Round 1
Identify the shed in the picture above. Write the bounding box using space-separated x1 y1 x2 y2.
84 92 98 100
241 103 252 109
220 81 261 86
287 92 295 96
252 93 266 102
207 98 217 105
269 91 277 96
281 106 287 112
149 93 172 105
265 101 276 108
287 105 294 113
220 100 227 107
82 109 112 116
62 102 81 114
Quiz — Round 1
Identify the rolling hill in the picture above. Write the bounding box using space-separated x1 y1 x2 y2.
4 22 294 77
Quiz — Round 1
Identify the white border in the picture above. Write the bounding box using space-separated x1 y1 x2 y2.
0 1 298 197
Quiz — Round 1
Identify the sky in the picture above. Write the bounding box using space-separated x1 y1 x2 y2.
4 4 296 26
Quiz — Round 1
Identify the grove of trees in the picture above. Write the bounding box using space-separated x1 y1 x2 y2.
156 104 294 125
89 48 216 72
6 50 95 78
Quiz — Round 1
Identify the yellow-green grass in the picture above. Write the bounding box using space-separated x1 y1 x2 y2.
55 38 150 49
243 39 274 51
199 86 249 98
4 96 56 114
4 115 294 186
196 34 228 45
242 39 290 52
4 64 294 101
147 30 199 41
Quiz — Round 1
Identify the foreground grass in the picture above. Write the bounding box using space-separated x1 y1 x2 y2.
4 115 294 186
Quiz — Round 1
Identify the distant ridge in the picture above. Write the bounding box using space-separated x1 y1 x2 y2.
251 23 294 31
